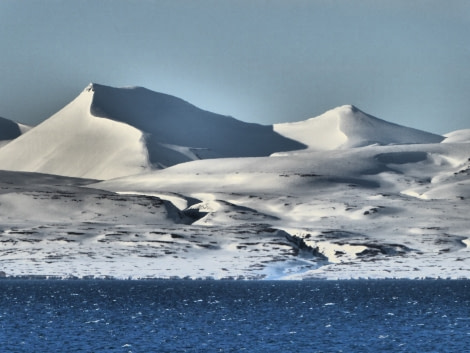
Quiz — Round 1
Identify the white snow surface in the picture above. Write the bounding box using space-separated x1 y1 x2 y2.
0 84 468 280
0 83 304 179
1 140 468 280
443 129 470 143
0 84 444 180
0 87 150 179
91 141 470 280
274 105 443 151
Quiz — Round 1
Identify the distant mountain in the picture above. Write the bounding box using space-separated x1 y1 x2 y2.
0 86 468 281
274 105 444 151
0 117 21 141
0 84 445 180
0 83 304 179
443 129 470 143
0 116 30 147
89 84 305 162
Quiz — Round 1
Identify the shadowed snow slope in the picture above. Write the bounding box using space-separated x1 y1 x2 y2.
0 84 304 179
274 105 443 151
90 84 305 165
0 117 31 147
0 117 21 141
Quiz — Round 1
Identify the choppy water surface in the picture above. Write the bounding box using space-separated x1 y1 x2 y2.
0 280 469 352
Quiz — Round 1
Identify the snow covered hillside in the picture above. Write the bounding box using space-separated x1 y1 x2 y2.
2 135 468 279
0 84 303 179
94 140 470 279
0 171 301 279
0 84 468 280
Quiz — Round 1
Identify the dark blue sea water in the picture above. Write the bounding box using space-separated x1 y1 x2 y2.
0 280 469 352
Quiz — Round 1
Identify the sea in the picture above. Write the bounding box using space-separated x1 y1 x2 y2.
0 279 469 352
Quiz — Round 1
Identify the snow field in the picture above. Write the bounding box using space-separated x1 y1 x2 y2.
0 84 468 279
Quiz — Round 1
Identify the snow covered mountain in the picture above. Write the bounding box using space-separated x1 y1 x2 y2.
274 105 443 151
93 137 470 279
2 134 468 280
0 84 304 179
0 83 468 280
0 83 446 180
443 129 470 143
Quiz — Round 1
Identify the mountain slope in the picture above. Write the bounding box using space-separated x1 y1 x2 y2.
89 84 305 164
443 129 470 143
93 139 470 279
274 105 444 151
0 84 446 181
0 88 150 179
0 84 304 179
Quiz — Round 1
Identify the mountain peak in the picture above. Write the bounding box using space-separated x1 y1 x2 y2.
0 83 305 179
84 83 95 92
274 105 444 151
327 104 368 118
335 104 359 112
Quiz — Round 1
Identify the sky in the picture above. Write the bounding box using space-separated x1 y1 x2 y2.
0 0 469 134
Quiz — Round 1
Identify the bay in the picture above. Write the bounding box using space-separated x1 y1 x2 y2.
0 280 469 352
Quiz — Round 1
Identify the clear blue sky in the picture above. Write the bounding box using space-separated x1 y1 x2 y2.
1 0 469 134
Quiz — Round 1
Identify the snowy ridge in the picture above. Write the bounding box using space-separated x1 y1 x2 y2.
88 83 305 166
0 88 150 179
0 84 444 180
0 83 304 179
